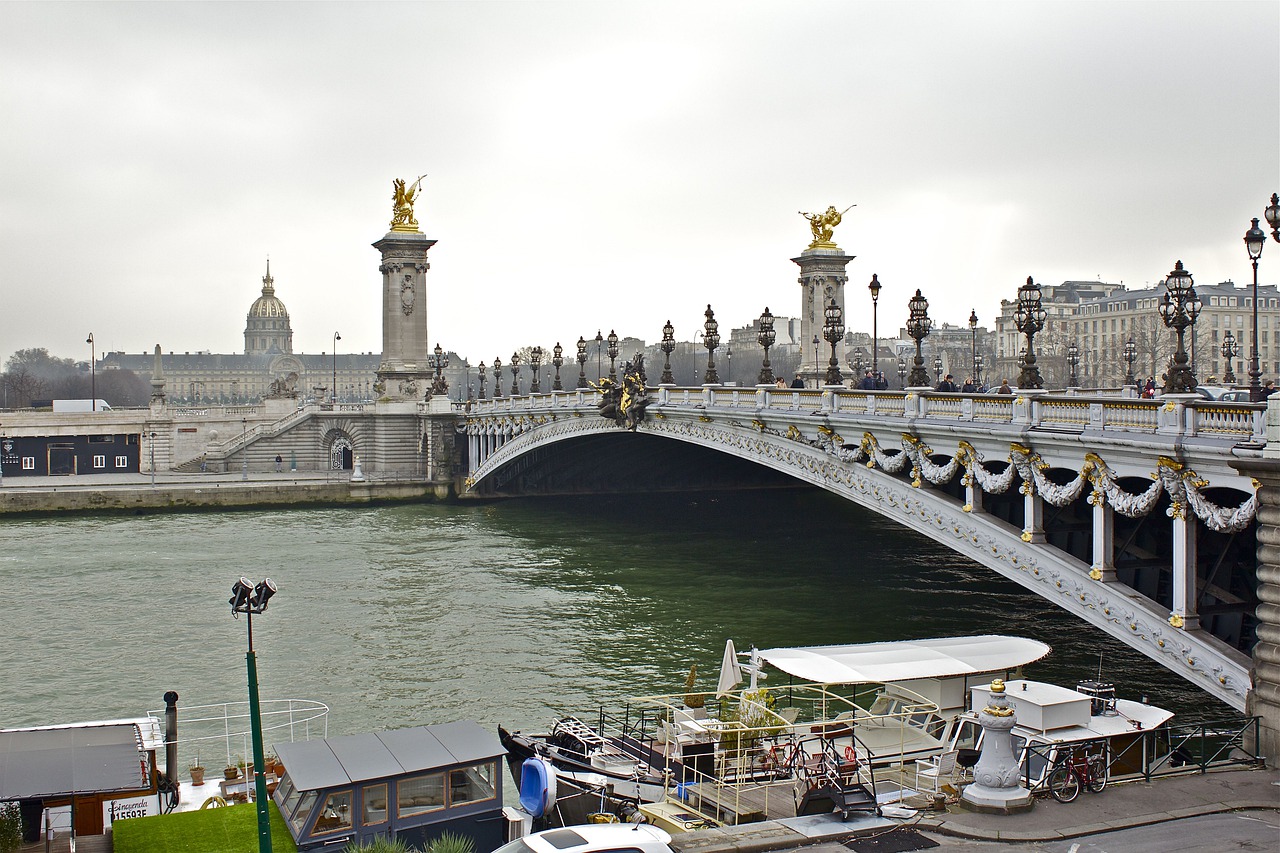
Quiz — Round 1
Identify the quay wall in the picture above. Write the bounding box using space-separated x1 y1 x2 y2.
0 480 439 516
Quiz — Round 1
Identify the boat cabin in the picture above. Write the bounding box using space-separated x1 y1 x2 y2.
273 721 505 852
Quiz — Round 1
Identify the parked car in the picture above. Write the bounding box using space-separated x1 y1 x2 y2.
495 825 674 853
1218 390 1253 403
1194 386 1231 400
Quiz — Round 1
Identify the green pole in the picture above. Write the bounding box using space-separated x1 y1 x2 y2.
246 649 273 853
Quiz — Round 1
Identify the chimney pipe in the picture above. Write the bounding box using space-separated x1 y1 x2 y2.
163 691 179 786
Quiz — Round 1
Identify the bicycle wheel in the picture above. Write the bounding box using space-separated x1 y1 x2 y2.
1086 753 1108 793
1048 763 1080 803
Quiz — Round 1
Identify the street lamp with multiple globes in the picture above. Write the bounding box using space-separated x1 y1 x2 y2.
1066 342 1080 388
606 330 619 380
333 332 341 403
1158 260 1202 394
576 333 588 386
660 321 676 385
552 343 564 391
529 346 543 393
897 357 907 389
1222 330 1239 385
86 333 96 410
752 307 773 384
968 309 979 382
1245 217 1267 401
492 356 503 398
430 343 449 396
509 352 521 396
906 289 932 387
1123 338 1137 387
477 362 487 399
594 330 604 381
229 576 278 853
1013 276 1047 390
823 298 844 386
933 354 943 385
703 305 721 384
868 274 882 375
1266 193 1280 242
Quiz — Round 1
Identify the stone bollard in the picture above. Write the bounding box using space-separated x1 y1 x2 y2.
350 455 365 482
960 678 1033 814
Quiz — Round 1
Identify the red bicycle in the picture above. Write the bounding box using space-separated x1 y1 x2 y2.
1048 745 1108 803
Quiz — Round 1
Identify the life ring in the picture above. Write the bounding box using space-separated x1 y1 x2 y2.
843 746 859 765
200 796 228 809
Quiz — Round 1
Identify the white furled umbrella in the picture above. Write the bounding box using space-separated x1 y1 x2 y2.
716 639 742 697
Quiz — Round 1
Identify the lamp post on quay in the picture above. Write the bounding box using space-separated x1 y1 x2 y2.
1245 217 1267 401
822 298 845 386
332 332 341 403
241 418 247 481
594 331 603 382
1123 338 1137 387
1014 276 1047 390
1158 260 1202 394
576 337 589 388
811 335 820 388
86 333 96 410
148 431 156 489
1066 342 1080 389
660 321 676 385
969 309 979 382
702 305 721 384
1222 330 1239 386
229 577 278 853
897 357 907 389
869 274 882 375
975 354 985 388
906 289 932 387
757 308 775 385
725 344 732 386
552 343 564 391
933 354 943 385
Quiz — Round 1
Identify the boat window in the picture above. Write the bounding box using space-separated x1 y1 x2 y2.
312 790 353 835
290 791 318 834
397 772 445 817
952 719 981 751
276 776 297 813
449 761 497 806
362 783 388 826
1015 736 1052 785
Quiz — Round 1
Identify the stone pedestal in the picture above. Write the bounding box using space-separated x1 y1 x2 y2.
961 679 1034 814
373 230 437 401
792 246 854 388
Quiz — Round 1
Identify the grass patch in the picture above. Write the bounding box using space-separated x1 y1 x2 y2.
113 801 297 853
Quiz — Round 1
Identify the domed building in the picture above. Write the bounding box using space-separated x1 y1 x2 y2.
245 261 294 356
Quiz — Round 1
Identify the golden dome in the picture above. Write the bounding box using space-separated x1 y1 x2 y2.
249 261 289 319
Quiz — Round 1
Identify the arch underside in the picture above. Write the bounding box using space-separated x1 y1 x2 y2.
468 415 1252 710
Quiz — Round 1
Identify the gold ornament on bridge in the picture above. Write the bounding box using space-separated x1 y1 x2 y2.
799 204 854 249
390 175 427 232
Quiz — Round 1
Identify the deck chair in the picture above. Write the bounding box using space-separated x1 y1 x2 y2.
775 707 800 725
913 750 958 793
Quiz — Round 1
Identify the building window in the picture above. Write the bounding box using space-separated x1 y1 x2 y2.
22 457 34 470
114 455 128 467
93 455 106 469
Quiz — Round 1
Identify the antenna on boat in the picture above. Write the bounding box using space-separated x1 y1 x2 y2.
1097 652 1104 681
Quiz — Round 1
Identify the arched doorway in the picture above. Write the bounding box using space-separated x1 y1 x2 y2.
330 436 354 470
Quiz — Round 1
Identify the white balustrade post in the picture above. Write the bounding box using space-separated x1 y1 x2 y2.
1090 500 1116 582
965 474 984 514
1170 512 1200 630
1022 490 1045 544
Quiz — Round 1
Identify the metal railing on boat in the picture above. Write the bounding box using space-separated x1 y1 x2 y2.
145 698 329 771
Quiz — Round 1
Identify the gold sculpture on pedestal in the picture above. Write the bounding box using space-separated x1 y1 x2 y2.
390 175 427 232
800 204 854 249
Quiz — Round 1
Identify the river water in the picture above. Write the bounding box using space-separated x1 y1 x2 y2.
0 489 1230 751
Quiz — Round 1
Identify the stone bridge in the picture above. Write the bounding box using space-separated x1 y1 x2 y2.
463 386 1274 734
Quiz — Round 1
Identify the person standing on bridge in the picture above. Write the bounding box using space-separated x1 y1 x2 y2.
996 379 1013 395
790 376 805 389
937 374 958 392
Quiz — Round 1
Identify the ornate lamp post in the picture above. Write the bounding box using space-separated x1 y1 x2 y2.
756 308 776 385
975 354 985 387
933 354 943 384
509 352 521 396
969 309 979 382
86 332 95 410
333 332 341 403
594 330 603 381
1158 260 1202 394
430 343 449 396
869 274 882 374
812 335 820 387
906 289 932 387
660 320 676 384
551 343 564 391
477 362 487 399
725 344 732 385
492 356 503 398
1266 193 1280 242
1222 330 1239 385
1123 338 1137 386
823 298 845 386
897 357 907 389
1245 217 1267 400
606 330 619 380
703 304 721 384
529 346 543 393
853 353 865 376
1013 276 1047 389
228 577 278 853
1066 342 1080 388
241 417 247 481
576 337 588 388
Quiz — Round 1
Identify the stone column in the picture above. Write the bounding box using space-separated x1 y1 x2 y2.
1021 490 1045 544
1089 499 1116 582
1169 512 1200 630
373 225 437 402
961 679 1033 814
792 247 853 388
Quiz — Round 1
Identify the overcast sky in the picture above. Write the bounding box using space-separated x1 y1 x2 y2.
1 1 1277 368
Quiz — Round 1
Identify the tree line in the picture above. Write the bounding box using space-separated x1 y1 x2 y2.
2 348 150 409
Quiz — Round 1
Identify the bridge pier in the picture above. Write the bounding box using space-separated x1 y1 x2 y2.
1233 456 1280 764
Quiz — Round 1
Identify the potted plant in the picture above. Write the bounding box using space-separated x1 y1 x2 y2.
266 749 284 777
224 755 241 781
189 751 206 786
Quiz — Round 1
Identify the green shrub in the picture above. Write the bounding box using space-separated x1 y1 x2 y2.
428 831 476 853
345 839 412 853
0 802 21 853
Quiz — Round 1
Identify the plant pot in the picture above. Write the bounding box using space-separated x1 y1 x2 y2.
190 766 206 786
224 766 239 781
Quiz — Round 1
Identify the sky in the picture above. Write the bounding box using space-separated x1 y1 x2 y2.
1 1 1277 368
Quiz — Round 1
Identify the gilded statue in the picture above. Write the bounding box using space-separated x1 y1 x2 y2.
390 175 427 232
799 204 854 249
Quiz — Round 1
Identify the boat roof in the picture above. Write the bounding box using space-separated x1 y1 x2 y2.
275 721 503 792
2 716 165 752
758 635 1052 683
0 723 150 800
